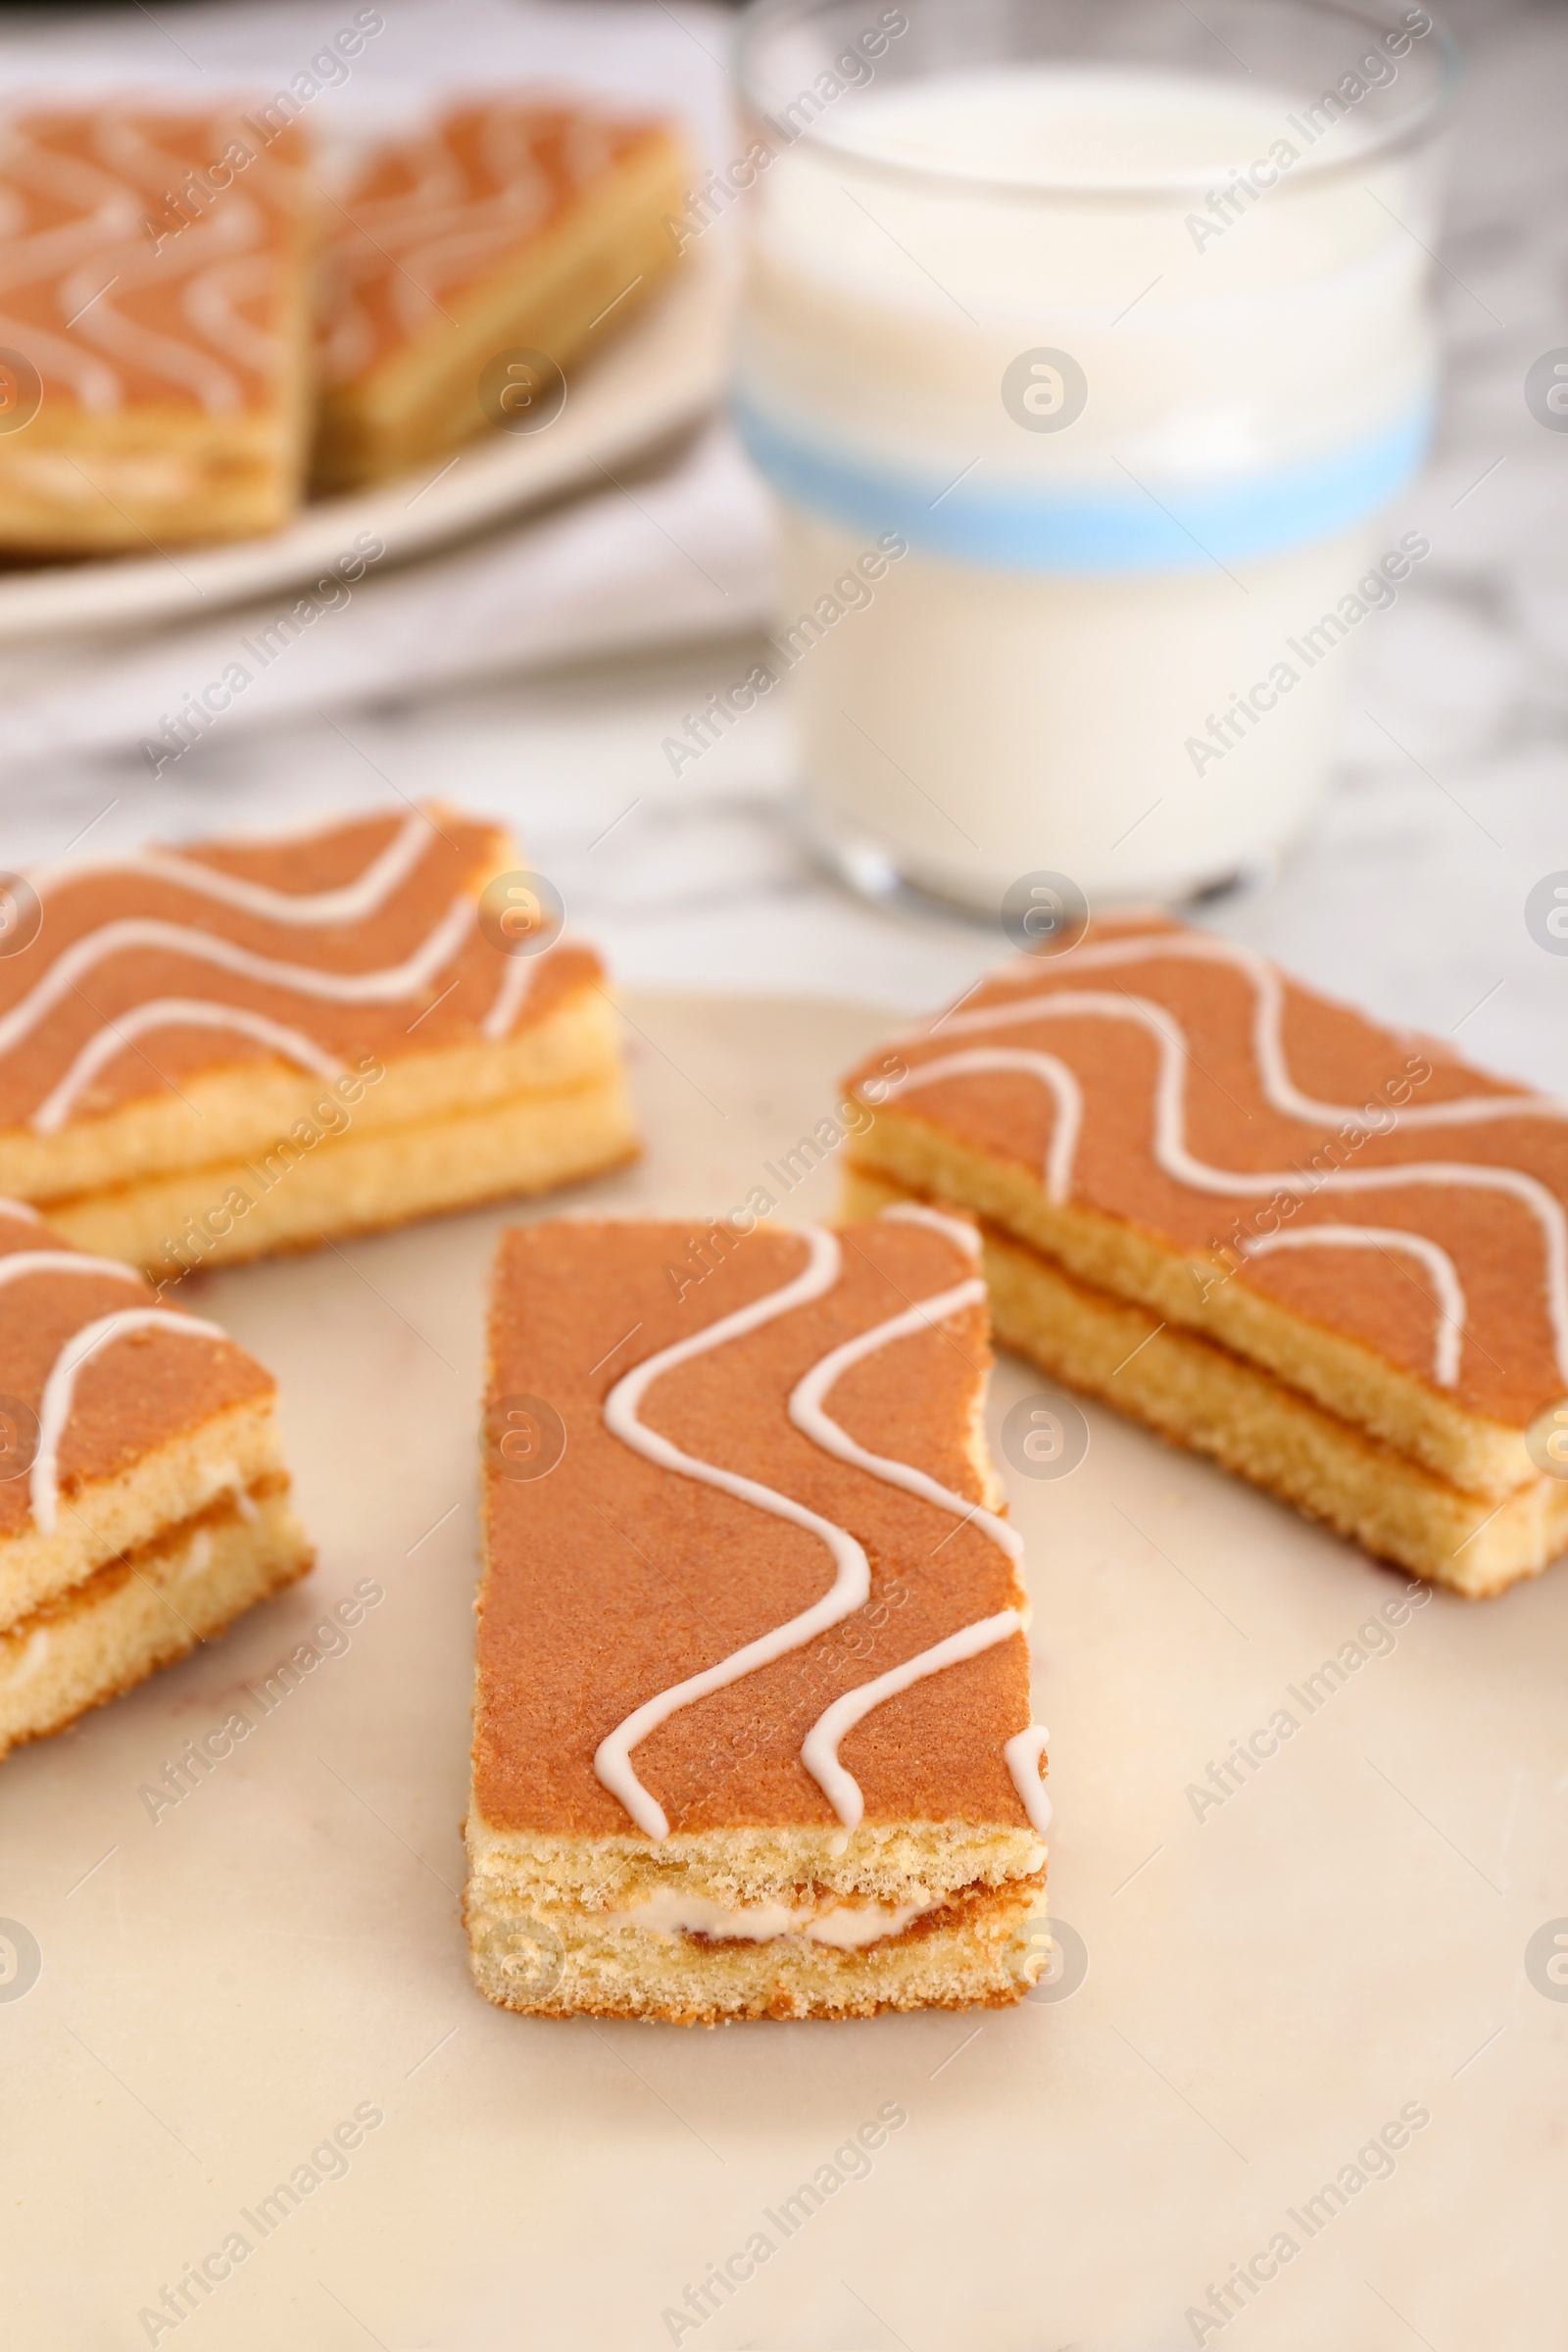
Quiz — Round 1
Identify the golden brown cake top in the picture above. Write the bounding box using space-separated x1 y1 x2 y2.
318 98 679 386
0 1200 270 1540
472 1213 1046 1840
844 913 1568 1431
0 106 307 416
0 805 599 1137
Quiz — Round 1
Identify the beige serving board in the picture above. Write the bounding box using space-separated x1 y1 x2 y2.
1 992 1559 2350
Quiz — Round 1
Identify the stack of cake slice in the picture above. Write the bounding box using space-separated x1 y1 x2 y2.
0 105 314 553
0 805 638 1285
465 1211 1052 2022
0 1199 310 1762
840 912 1568 1598
314 99 689 489
0 86 690 548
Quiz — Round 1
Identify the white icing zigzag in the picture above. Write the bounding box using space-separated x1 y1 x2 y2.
1241 1226 1466 1388
0 899 477 1066
31 808 433 924
594 1226 866 1842
880 1048 1083 1207
33 1306 230 1537
593 1221 1051 1843
320 106 629 385
34 1000 346 1136
804 1609 1039 1834
4 812 545 1133
0 110 294 416
479 955 538 1045
0 1244 225 1534
879 949 1568 1393
968 931 1568 1133
877 1199 983 1258
787 1262 1021 1567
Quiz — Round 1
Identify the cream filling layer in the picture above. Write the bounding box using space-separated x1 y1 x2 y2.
596 1884 937 1949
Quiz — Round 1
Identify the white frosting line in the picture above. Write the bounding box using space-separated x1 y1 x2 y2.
183 242 285 380
32 809 434 926
32 1000 346 1135
594 1227 866 1840
4 897 474 1135
880 988 1568 1388
32 1307 228 1537
1002 1724 1054 1837
64 259 245 416
323 107 592 380
0 304 120 411
0 128 155 413
6 814 546 1131
802 1609 1026 1831
792 1235 1049 1831
1243 1225 1466 1388
0 1199 43 1223
880 1048 1083 1204
876 1200 981 1256
30 111 281 418
478 953 537 1043
0 1248 143 1295
789 1275 1022 1565
0 896 475 1064
945 931 1568 1131
593 1219 1050 1845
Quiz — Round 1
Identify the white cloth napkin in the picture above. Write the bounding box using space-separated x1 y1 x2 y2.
0 424 774 768
0 0 772 769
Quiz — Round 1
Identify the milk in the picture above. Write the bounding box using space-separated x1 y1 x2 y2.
735 59 1444 906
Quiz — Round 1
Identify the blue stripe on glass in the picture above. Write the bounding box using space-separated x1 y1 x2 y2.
733 395 1433 574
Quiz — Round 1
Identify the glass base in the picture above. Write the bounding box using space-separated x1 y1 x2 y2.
806 809 1277 929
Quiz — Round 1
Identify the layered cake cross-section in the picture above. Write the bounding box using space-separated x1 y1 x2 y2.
0 805 638 1284
0 1198 310 1761
841 912 1568 1597
314 97 688 489
465 1210 1052 2022
0 104 314 551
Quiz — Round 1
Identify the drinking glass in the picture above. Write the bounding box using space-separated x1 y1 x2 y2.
732 0 1456 912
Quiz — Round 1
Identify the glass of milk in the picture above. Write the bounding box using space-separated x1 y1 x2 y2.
732 0 1456 912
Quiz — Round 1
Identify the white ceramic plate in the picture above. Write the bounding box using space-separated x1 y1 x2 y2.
0 247 729 644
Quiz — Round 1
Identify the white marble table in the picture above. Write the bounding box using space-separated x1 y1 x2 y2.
0 0 1563 1078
